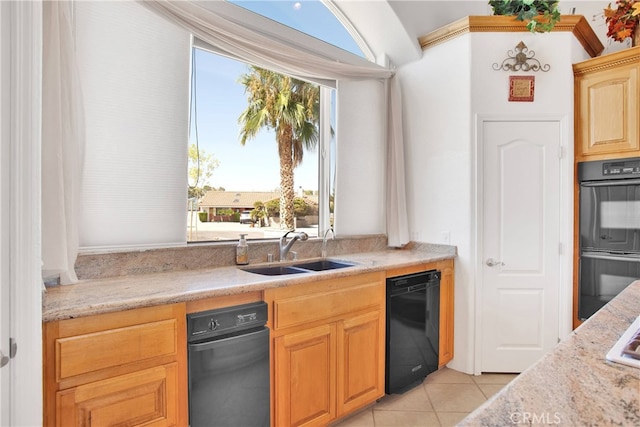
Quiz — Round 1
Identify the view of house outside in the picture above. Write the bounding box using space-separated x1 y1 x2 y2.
187 188 322 241
187 1 360 242
187 200 323 242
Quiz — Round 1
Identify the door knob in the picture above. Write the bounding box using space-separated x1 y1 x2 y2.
486 258 505 267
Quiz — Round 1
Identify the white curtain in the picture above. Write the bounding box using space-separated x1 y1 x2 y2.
42 1 85 284
140 0 392 82
386 76 410 247
140 0 410 247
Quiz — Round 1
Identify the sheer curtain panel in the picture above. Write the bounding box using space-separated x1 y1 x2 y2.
42 1 85 284
140 0 392 82
386 76 410 247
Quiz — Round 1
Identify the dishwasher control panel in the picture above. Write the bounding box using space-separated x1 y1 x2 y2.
187 301 268 342
236 312 257 325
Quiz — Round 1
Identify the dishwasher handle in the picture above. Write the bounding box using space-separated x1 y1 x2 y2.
389 283 428 297
188 327 269 352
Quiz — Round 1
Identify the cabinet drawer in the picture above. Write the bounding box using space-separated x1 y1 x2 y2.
56 319 177 381
273 282 381 330
56 363 178 427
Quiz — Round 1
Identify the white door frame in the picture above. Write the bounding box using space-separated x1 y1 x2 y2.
0 2 9 424
472 114 574 375
3 1 43 424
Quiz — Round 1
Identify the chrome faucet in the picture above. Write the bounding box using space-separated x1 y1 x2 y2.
322 227 335 258
279 230 308 261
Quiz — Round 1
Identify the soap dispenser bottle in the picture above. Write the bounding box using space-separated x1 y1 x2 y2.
236 234 249 265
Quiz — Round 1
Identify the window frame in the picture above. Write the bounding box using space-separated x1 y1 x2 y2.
188 42 335 242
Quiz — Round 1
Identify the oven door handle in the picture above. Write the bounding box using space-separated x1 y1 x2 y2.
581 252 640 263
581 179 640 187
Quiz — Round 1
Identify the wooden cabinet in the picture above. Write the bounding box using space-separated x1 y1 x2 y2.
43 304 188 427
43 260 454 427
274 323 337 426
337 309 384 416
438 259 455 367
574 46 640 161
265 271 386 427
56 364 179 426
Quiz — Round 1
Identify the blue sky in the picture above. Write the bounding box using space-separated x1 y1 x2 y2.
189 0 362 192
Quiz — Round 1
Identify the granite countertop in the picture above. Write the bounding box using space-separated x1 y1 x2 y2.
460 280 640 426
43 245 455 322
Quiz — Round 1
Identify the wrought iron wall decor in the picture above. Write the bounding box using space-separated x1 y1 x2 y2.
493 41 550 72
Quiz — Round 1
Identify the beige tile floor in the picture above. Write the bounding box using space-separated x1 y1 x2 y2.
332 368 518 427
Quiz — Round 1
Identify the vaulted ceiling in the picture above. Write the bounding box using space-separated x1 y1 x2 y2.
331 0 617 66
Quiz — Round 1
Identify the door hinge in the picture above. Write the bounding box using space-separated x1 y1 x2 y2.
9 337 16 359
558 242 563 255
558 146 565 159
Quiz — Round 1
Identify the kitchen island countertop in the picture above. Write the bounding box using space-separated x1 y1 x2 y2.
460 280 640 426
43 245 455 322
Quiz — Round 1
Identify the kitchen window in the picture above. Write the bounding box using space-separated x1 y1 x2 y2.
185 0 365 243
187 47 336 242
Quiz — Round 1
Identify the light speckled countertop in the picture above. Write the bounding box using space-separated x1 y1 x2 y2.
460 280 640 426
43 246 455 322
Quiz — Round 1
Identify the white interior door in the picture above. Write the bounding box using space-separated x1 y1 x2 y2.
480 120 561 373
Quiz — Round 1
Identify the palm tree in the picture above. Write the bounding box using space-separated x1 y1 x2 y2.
238 66 320 230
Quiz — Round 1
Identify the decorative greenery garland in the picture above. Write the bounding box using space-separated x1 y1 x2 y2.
489 0 561 32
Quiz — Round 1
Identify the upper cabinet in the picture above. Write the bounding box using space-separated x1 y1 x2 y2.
574 46 640 162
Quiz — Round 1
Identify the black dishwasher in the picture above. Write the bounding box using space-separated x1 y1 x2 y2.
386 270 440 394
187 301 269 427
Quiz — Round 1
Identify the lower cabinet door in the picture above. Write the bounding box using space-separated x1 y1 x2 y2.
337 310 385 416
274 324 336 427
56 363 178 427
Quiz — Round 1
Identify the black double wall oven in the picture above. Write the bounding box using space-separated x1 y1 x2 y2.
578 157 640 320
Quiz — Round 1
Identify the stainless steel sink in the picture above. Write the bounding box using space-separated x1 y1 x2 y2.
242 265 310 276
242 259 355 276
292 259 355 271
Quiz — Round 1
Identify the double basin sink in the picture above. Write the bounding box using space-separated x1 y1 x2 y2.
243 259 355 276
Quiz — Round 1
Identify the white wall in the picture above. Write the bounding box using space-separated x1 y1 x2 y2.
75 1 190 250
334 79 387 235
470 32 582 114
398 34 475 373
398 30 593 373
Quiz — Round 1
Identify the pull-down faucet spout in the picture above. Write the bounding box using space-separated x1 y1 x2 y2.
279 230 308 261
